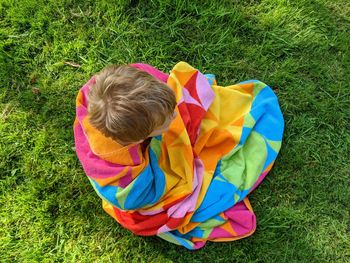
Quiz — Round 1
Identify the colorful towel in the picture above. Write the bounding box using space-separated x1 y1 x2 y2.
74 62 284 250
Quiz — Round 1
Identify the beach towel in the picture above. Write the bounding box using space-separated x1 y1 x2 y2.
73 62 284 250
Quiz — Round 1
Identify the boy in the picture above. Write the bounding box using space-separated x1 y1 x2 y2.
74 62 284 250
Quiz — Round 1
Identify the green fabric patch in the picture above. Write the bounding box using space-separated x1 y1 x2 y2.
266 138 282 153
244 113 256 128
253 81 267 97
220 131 267 191
150 137 162 159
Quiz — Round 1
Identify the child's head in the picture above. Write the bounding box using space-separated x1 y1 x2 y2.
87 65 177 145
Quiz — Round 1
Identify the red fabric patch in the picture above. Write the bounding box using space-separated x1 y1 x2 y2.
113 207 169 236
184 71 201 103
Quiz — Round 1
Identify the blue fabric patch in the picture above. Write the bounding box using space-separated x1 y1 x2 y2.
204 73 216 86
238 127 252 146
239 79 260 84
250 87 284 141
262 140 278 172
123 149 166 209
91 179 120 208
191 162 238 222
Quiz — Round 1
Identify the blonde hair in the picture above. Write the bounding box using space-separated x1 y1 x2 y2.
87 65 176 144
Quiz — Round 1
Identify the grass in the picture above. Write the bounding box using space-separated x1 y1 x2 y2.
0 0 349 262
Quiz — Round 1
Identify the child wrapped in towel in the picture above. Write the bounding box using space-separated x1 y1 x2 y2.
73 62 284 250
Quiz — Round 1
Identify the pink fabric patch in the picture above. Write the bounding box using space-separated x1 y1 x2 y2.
76 106 88 122
224 201 256 236
87 76 96 85
118 167 133 188
209 226 234 239
130 63 169 83
250 170 269 193
80 82 92 105
182 87 203 108
195 72 215 111
139 206 165 216
74 124 127 179
193 241 206 250
167 158 204 218
128 144 141 165
157 224 172 234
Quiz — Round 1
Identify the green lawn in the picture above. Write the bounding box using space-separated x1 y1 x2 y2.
1 0 349 262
